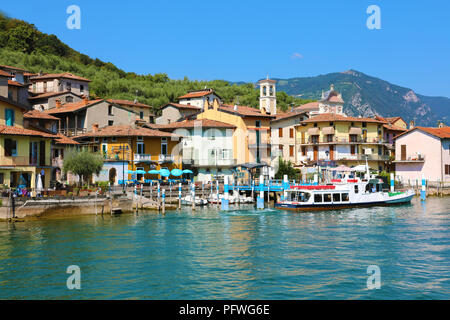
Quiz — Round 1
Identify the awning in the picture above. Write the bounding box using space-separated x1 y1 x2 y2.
349 127 362 135
307 127 320 135
322 126 335 135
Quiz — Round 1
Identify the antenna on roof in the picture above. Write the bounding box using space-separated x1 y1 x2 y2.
134 90 138 104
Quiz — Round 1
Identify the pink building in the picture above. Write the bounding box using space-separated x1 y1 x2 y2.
394 126 450 183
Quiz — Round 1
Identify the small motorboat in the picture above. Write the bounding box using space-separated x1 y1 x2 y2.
181 195 208 206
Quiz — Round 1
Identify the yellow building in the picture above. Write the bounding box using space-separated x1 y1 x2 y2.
0 96 54 189
296 113 390 171
196 98 275 169
75 124 181 184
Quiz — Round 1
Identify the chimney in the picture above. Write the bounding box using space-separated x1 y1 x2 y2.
92 123 99 133
55 99 61 108
83 95 89 105
409 120 415 129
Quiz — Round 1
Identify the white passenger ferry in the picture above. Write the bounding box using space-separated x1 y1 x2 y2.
275 178 414 212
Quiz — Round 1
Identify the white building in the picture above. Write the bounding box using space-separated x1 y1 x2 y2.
153 119 236 182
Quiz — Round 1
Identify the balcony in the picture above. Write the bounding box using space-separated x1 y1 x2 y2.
59 128 87 137
300 137 389 145
103 152 132 162
159 154 174 163
337 154 391 161
134 154 153 162
393 155 426 163
52 157 63 168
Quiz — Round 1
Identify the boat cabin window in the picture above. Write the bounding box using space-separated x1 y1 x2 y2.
342 193 349 202
354 185 359 194
289 192 311 202
324 194 332 203
333 193 341 202
314 194 323 203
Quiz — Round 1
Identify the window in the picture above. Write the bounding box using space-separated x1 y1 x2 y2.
108 105 113 115
301 146 306 156
137 136 144 142
111 137 117 142
314 194 323 203
333 193 341 202
342 193 349 201
279 145 283 155
445 165 450 175
314 123 318 128
108 120 114 126
4 139 17 156
279 128 283 138
139 111 144 119
289 145 294 157
362 122 367 128
161 137 167 155
66 96 73 103
137 142 145 154
289 128 294 138
255 120 261 128
80 85 84 93
66 82 71 91
351 145 356 155
5 109 15 126
324 194 332 203
94 137 99 142
354 185 359 194
0 173 3 185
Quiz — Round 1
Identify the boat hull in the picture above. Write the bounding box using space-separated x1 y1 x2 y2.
275 194 414 212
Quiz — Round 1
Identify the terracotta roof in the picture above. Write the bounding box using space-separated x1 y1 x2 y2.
258 78 277 83
161 102 202 111
44 99 104 114
178 90 216 100
55 134 79 145
0 65 27 72
302 113 385 124
0 125 56 138
395 126 450 140
28 91 78 100
0 70 11 77
24 110 60 120
328 95 344 103
295 101 319 112
24 72 38 77
219 104 275 118
8 80 25 87
75 125 178 139
107 99 153 110
153 119 235 130
272 107 308 122
31 72 91 82
383 123 407 132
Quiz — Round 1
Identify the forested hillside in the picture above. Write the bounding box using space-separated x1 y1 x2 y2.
0 13 311 113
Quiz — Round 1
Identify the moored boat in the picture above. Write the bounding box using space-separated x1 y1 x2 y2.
275 179 414 211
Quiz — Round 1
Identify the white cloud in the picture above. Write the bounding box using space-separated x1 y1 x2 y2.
291 52 303 60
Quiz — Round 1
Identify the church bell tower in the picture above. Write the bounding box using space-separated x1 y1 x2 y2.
258 76 277 115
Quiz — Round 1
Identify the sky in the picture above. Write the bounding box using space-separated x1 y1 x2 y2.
2 0 449 97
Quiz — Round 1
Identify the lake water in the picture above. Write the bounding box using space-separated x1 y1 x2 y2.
0 198 449 300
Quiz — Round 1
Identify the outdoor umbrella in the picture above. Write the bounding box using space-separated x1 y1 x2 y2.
126 170 136 174
182 169 193 174
160 169 171 177
135 170 147 174
36 174 43 194
148 170 160 175
171 169 183 177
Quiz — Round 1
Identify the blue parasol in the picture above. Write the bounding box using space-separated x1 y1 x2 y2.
171 169 183 177
159 169 170 177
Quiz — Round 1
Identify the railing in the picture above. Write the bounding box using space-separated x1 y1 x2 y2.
58 128 87 137
52 157 63 168
103 152 132 161
134 154 153 162
300 154 391 162
159 154 174 162
1 156 31 166
300 137 389 145
395 155 426 162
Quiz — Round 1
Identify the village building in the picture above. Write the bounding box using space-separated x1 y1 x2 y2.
393 126 450 183
296 113 390 171
155 89 221 125
75 124 182 185
0 95 55 189
29 72 90 97
152 119 236 182
196 95 275 178
44 97 139 137
107 99 155 124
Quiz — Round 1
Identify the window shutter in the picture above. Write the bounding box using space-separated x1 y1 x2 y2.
4 139 11 156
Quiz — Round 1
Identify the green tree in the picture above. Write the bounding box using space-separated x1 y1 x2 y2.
275 157 300 180
63 149 104 186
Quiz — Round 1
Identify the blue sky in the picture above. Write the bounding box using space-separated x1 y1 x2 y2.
2 0 449 97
